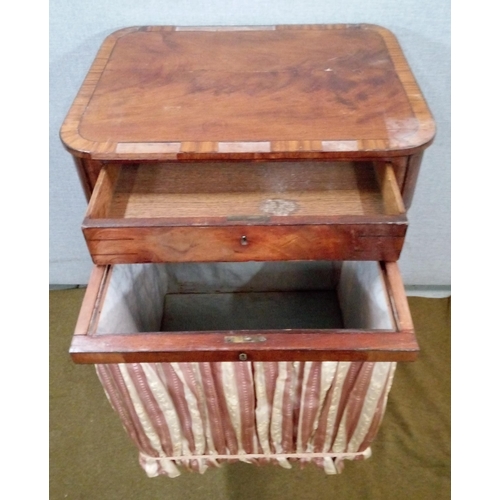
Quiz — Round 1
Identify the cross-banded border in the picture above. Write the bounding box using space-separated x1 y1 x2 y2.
60 24 435 161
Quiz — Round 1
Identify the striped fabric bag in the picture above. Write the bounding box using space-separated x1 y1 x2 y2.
96 360 396 477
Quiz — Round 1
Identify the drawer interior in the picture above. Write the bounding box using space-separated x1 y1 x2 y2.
83 161 408 265
95 261 394 334
87 161 405 222
72 260 417 363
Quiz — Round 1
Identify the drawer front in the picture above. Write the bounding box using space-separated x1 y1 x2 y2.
71 261 417 364
84 223 406 264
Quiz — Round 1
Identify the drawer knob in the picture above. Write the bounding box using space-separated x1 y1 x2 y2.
239 353 248 361
240 235 248 246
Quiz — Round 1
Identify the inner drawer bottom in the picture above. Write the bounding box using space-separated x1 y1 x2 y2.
162 290 344 331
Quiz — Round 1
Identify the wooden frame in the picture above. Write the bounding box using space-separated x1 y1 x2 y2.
82 161 407 264
60 24 434 367
70 261 417 364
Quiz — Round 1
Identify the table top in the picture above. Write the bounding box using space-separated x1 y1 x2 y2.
60 24 435 161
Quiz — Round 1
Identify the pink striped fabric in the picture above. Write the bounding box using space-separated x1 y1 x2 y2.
95 361 396 477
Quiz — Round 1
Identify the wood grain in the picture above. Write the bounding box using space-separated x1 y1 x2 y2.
85 164 120 219
402 151 424 209
73 265 108 336
60 24 435 162
82 161 408 263
70 331 419 363
90 161 395 220
83 225 406 264
72 157 105 201
83 162 407 264
374 162 406 215
383 261 414 332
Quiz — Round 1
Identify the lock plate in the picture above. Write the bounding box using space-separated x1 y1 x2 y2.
224 335 267 344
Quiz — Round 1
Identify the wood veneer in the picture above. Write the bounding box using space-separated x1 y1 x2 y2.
83 161 407 264
60 24 435 207
61 24 433 363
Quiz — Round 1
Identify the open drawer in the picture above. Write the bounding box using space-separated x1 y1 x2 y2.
71 260 417 364
83 161 408 264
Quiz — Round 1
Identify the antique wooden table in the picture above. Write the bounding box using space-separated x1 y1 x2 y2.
61 24 435 364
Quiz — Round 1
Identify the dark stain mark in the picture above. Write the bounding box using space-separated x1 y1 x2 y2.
365 75 388 88
334 94 357 110
160 33 182 52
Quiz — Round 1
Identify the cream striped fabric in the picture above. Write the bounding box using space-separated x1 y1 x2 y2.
96 360 396 478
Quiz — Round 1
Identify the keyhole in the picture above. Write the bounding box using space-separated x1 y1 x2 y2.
240 235 248 246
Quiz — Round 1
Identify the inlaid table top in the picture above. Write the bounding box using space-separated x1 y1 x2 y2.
60 24 435 161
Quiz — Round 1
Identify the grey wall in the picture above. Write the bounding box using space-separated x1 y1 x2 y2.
49 0 450 286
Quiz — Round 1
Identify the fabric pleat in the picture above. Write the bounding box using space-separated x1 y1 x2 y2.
96 361 396 477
